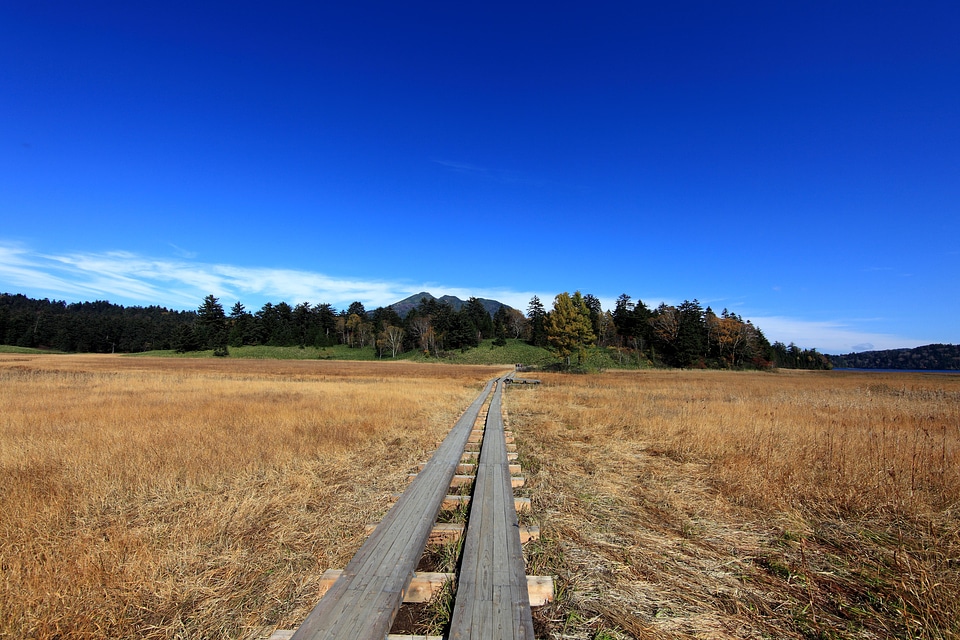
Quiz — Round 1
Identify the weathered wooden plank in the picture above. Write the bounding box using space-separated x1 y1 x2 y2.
450 474 475 487
271 632 445 640
462 451 518 461
289 378 501 640
406 473 475 487
274 634 443 640
316 569 553 606
433 472 522 488
316 569 448 603
418 462 476 474
427 522 463 544
440 494 530 512
363 523 540 544
449 381 535 640
441 494 470 510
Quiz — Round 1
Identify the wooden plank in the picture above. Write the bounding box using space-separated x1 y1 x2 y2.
269 633 444 640
406 473 475 487
289 378 501 640
449 381 535 640
418 462 475 474
428 522 463 544
440 495 530 512
316 570 451 603
525 575 554 606
450 474 475 488
462 451 517 461
520 524 539 543
441 494 470 510
364 523 539 545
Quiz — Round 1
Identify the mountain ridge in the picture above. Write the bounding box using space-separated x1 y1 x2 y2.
388 292 508 318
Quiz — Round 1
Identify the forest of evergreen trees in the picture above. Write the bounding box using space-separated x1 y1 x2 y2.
0 291 830 370
828 344 960 370
0 293 195 353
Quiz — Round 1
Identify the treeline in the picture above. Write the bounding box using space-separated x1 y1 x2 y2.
1 291 830 370
180 294 519 357
0 293 195 353
828 344 960 370
531 292 830 370
0 292 517 357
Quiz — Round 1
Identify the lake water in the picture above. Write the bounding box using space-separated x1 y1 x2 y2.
833 368 960 374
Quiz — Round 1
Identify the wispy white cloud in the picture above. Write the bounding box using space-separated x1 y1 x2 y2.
431 158 545 187
579 294 927 353
168 243 198 259
748 315 928 354
0 242 552 312
0 242 931 352
432 158 488 174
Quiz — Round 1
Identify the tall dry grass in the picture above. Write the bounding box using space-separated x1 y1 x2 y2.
509 369 960 639
0 354 504 639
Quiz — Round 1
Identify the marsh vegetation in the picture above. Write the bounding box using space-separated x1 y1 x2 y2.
511 369 959 638
0 354 501 638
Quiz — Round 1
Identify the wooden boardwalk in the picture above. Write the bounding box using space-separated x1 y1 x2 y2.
289 378 497 640
449 377 535 639
283 374 544 640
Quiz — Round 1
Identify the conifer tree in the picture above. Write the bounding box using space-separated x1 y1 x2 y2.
493 313 508 347
546 291 595 368
526 295 548 347
196 294 228 354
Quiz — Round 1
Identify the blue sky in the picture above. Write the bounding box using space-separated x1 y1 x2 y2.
2 2 958 353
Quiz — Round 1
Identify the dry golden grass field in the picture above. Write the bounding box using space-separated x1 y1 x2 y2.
509 369 960 639
0 354 505 639
2 356 958 639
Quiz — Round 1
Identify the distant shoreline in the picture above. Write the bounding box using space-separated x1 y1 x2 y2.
832 368 960 374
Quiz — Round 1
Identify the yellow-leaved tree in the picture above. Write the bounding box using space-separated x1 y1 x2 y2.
546 291 596 368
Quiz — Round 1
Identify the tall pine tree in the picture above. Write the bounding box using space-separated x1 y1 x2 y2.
526 295 548 347
196 295 228 355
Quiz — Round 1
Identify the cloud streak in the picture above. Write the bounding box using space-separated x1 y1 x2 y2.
0 242 929 353
431 158 546 187
0 242 547 313
748 316 928 354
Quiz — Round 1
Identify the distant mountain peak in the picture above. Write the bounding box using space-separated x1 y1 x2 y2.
388 292 509 318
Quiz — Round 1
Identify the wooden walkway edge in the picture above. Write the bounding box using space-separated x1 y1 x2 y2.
289 378 498 640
